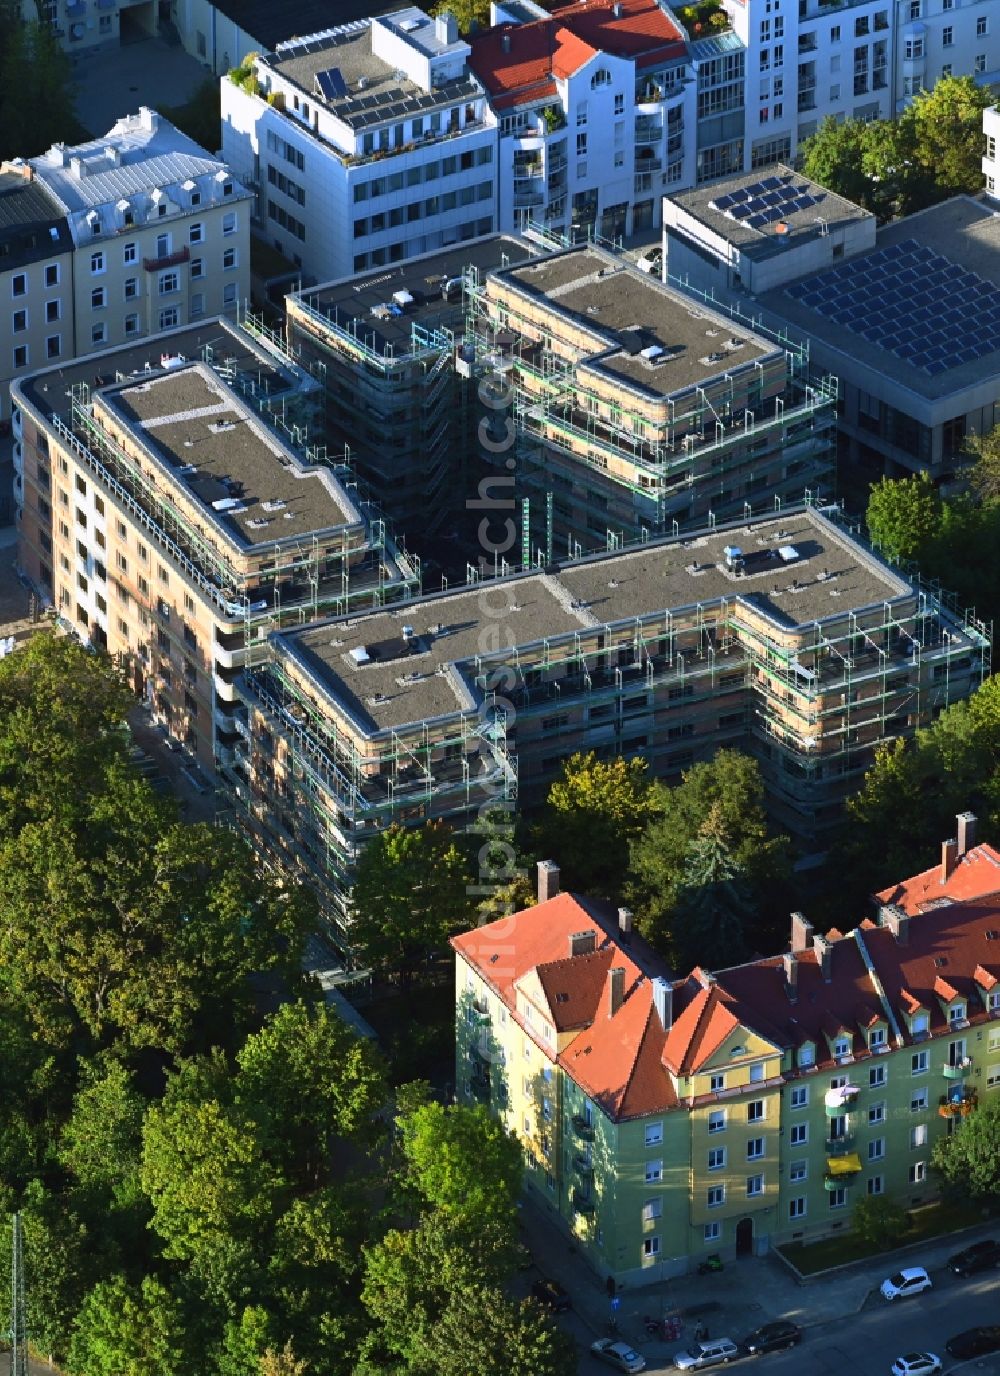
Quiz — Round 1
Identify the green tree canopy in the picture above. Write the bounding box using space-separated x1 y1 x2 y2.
906 76 992 198
66 1275 186 1376
851 1192 908 1248
396 1101 522 1227
0 3 77 162
866 472 942 564
349 822 473 981
533 751 656 896
429 1 489 35
57 1059 147 1214
931 1092 1000 1199
668 806 758 971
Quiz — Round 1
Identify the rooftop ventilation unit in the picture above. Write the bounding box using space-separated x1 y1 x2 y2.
349 646 371 666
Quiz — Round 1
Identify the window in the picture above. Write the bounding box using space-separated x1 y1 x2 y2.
12 309 26 332
91 323 106 346
158 272 179 296
645 1159 662 1183
790 1086 808 1109
908 0 919 16
868 1137 885 1161
222 211 237 235
746 1174 764 1197
788 1197 806 1219
789 1160 807 1182
831 24 840 40
190 293 205 318
643 1234 660 1259
125 312 140 336
45 264 59 287
46 335 60 359
704 1222 721 1243
91 252 105 274
576 132 587 155
189 223 204 244
645 1122 663 1147
978 15 988 36
828 1187 847 1209
223 282 238 306
798 1045 815 1069
614 92 624 114
708 1147 726 1170
747 1100 764 1123
949 1003 967 1026
911 1050 928 1075
707 1185 725 1208
191 258 204 279
45 300 60 323
708 1110 726 1133
868 1175 884 1196
124 278 139 302
942 25 953 45
790 1123 807 1146
869 1064 886 1088
124 242 137 264
869 1102 886 1125
159 307 179 330
976 53 987 72
643 1197 663 1222
91 287 106 310
869 1027 886 1050
749 1062 765 1083
834 1037 851 1058
710 1074 725 1093
909 1161 926 1184
223 247 237 270
910 1124 927 1148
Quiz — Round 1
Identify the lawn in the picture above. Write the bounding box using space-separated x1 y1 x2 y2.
777 1197 997 1275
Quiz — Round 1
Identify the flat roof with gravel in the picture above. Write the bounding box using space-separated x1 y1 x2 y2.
277 508 910 734
106 363 362 550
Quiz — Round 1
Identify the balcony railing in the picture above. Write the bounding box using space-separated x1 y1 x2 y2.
572 1115 595 1141
572 1190 596 1214
943 1056 973 1080
142 245 190 272
573 1154 594 1176
825 1132 857 1153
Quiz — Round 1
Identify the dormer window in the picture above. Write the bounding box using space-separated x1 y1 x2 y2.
190 191 201 207
911 1011 929 1038
834 1037 851 1058
989 991 1000 1013
798 1043 815 1068
591 67 612 88
869 1027 887 1050
949 1003 967 1026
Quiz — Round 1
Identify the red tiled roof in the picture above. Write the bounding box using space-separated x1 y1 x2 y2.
562 979 678 1119
531 945 620 1030
469 0 686 109
875 843 1000 915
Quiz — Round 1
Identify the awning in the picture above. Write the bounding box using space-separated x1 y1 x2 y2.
826 1153 862 1176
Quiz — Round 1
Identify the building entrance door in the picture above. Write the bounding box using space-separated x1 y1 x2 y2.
735 1216 754 1257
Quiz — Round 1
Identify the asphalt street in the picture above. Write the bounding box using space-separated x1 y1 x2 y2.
577 1268 1000 1375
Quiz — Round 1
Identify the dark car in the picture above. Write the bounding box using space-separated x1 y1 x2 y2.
946 1327 1000 1360
741 1321 803 1355
947 1238 1000 1276
531 1278 571 1313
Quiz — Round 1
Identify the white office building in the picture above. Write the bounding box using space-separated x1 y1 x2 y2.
221 8 496 282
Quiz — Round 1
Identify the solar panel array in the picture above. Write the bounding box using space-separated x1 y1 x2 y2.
785 238 1000 376
315 67 348 100
708 175 824 229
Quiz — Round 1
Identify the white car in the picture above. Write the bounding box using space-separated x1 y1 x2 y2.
891 1355 942 1376
590 1338 647 1373
673 1338 740 1370
880 1267 932 1301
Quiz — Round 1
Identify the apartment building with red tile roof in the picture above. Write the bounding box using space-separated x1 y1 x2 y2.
452 817 1000 1285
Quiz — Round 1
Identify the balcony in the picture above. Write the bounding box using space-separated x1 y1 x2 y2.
573 1153 594 1176
798 33 818 51
825 1131 857 1153
470 995 490 1024
142 245 190 272
824 1152 861 1187
824 1085 861 1116
470 1072 491 1102
636 148 662 171
572 1115 595 1141
636 119 663 145
572 1190 596 1214
798 91 817 113
514 186 545 208
939 1088 978 1118
943 1056 973 1080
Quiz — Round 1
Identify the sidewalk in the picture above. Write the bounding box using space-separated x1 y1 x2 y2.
516 1192 999 1367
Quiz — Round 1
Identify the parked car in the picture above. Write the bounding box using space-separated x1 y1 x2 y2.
590 1338 647 1373
947 1237 1000 1276
673 1337 740 1370
891 1355 942 1376
741 1320 802 1355
945 1326 1000 1360
880 1267 932 1301
530 1278 571 1313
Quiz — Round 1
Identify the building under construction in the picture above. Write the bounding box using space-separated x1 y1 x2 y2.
235 504 988 938
13 315 418 773
467 244 839 558
285 235 535 543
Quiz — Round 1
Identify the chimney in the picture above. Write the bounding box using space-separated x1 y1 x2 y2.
782 951 799 1002
956 811 977 857
69 156 86 180
941 837 958 884
537 859 560 903
501 32 511 52
880 902 911 945
436 10 459 44
569 929 596 958
790 911 814 953
608 965 625 1017
139 106 159 132
618 907 633 939
652 976 672 1031
813 933 832 983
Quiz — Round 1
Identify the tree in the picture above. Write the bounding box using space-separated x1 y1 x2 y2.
57 1060 147 1213
236 1000 387 1184
66 1275 186 1376
851 1193 908 1249
906 76 992 199
0 5 77 162
396 1101 522 1227
801 117 890 214
932 1093 1000 1199
668 807 757 971
628 750 789 958
866 472 941 565
416 1288 577 1376
533 752 656 896
965 421 1000 506
429 0 489 35
349 822 473 981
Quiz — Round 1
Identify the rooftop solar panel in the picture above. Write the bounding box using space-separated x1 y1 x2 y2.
315 67 349 100
747 214 768 228
761 176 783 190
